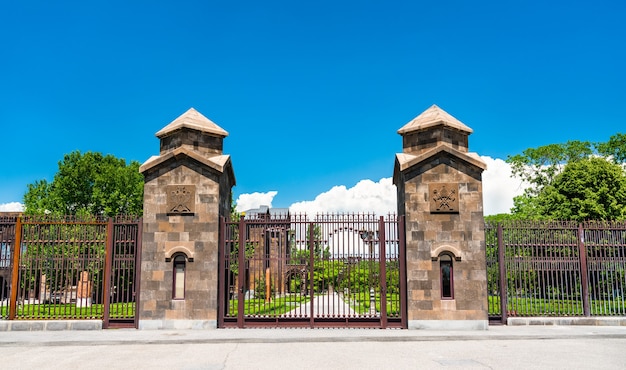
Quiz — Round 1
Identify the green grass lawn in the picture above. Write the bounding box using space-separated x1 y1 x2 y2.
489 295 584 316
227 295 311 316
0 302 135 319
488 296 625 316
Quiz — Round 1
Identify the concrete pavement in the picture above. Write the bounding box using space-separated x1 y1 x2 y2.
1 325 626 369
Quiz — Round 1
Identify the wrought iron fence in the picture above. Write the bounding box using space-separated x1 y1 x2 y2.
219 213 406 328
486 221 626 323
0 216 141 327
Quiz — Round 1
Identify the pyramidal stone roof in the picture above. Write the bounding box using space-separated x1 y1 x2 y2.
155 107 229 138
397 104 473 135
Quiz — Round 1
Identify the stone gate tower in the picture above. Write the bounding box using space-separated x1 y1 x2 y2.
138 108 235 329
393 105 488 330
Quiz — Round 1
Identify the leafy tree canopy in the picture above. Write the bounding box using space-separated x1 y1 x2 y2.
596 132 626 163
507 140 593 196
23 151 144 216
536 157 626 221
504 133 626 221
484 213 517 224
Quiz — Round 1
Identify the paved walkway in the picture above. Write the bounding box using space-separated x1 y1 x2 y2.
1 326 626 369
282 292 357 317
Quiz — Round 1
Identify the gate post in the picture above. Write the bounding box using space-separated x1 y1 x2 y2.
138 108 235 329
393 105 489 330
8 217 22 320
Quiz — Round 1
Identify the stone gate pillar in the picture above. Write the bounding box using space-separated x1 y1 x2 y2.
393 105 488 330
138 108 235 329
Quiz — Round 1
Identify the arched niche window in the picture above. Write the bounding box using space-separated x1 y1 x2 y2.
440 253 454 300
173 254 187 300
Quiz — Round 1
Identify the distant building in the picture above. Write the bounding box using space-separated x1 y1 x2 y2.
242 205 290 221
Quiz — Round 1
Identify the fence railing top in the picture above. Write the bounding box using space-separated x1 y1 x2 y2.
231 213 397 223
485 220 626 229
15 215 142 224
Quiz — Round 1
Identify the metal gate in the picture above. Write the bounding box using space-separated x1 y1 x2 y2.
218 213 406 328
103 217 142 328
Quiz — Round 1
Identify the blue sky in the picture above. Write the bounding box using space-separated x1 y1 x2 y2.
1 0 625 215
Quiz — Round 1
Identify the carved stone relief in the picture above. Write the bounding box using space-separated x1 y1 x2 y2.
167 185 195 214
429 183 459 213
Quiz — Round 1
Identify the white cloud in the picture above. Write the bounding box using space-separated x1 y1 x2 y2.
0 202 24 212
289 178 397 216
235 191 278 212
234 157 528 217
480 156 528 215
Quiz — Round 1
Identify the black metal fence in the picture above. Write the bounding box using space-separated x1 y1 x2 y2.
0 216 141 328
486 221 626 323
219 213 406 328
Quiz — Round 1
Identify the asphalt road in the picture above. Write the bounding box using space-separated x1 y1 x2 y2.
1 326 626 369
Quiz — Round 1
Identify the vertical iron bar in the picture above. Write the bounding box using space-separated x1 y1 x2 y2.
543 224 549 315
398 215 407 328
615 223 626 315
540 225 547 316
102 218 114 328
509 224 516 316
218 216 226 328
309 221 315 327
497 223 508 325
507 224 514 316
237 216 246 328
378 216 387 329
9 216 22 320
578 223 590 316
134 218 143 329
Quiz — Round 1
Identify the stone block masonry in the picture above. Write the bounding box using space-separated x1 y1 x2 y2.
394 105 489 330
138 108 235 329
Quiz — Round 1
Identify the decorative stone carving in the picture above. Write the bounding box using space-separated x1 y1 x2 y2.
167 185 195 215
429 183 459 213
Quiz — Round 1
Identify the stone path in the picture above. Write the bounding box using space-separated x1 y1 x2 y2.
282 292 360 317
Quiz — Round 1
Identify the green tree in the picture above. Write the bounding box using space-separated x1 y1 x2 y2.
23 179 57 215
507 140 593 197
509 193 544 220
597 133 626 163
536 157 626 220
505 135 626 220
484 213 518 224
23 151 144 216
